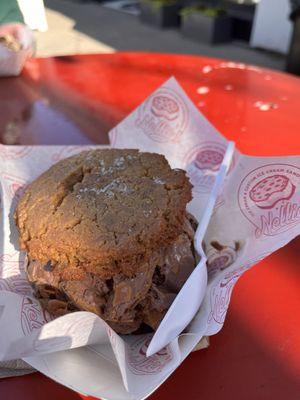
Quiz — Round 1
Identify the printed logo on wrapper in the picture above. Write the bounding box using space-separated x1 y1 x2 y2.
207 250 272 325
135 88 189 143
0 276 32 296
21 296 48 335
238 164 300 237
2 174 26 202
127 336 173 375
208 266 248 325
0 145 32 160
185 142 233 193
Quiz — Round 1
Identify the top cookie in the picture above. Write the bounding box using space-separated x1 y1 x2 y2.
15 149 192 278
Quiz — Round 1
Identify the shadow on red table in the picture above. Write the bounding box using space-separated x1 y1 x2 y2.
151 314 300 400
0 372 83 400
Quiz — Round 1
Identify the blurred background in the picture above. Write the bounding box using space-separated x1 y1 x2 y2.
19 0 300 74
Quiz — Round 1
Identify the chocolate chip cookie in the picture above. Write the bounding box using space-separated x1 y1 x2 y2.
15 149 197 333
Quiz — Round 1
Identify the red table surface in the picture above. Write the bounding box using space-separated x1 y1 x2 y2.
0 52 299 400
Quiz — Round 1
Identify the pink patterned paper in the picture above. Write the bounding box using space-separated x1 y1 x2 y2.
0 144 32 160
135 87 189 143
208 266 248 325
238 163 300 237
21 297 48 335
1 174 27 207
0 78 299 400
184 142 229 194
126 336 173 376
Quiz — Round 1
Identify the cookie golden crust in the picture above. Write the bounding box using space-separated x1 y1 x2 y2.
15 149 192 278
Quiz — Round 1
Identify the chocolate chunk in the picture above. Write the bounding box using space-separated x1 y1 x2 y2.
44 299 69 317
163 233 196 292
43 261 54 272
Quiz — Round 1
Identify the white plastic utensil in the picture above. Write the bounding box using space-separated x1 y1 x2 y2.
146 141 235 357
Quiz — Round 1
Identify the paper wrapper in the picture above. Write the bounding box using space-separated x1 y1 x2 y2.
0 78 299 399
0 359 33 378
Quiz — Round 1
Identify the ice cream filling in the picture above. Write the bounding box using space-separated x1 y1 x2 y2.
27 214 198 334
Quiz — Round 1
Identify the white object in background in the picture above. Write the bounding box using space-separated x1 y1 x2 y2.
17 0 48 32
0 46 28 76
250 0 293 54
0 26 33 76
